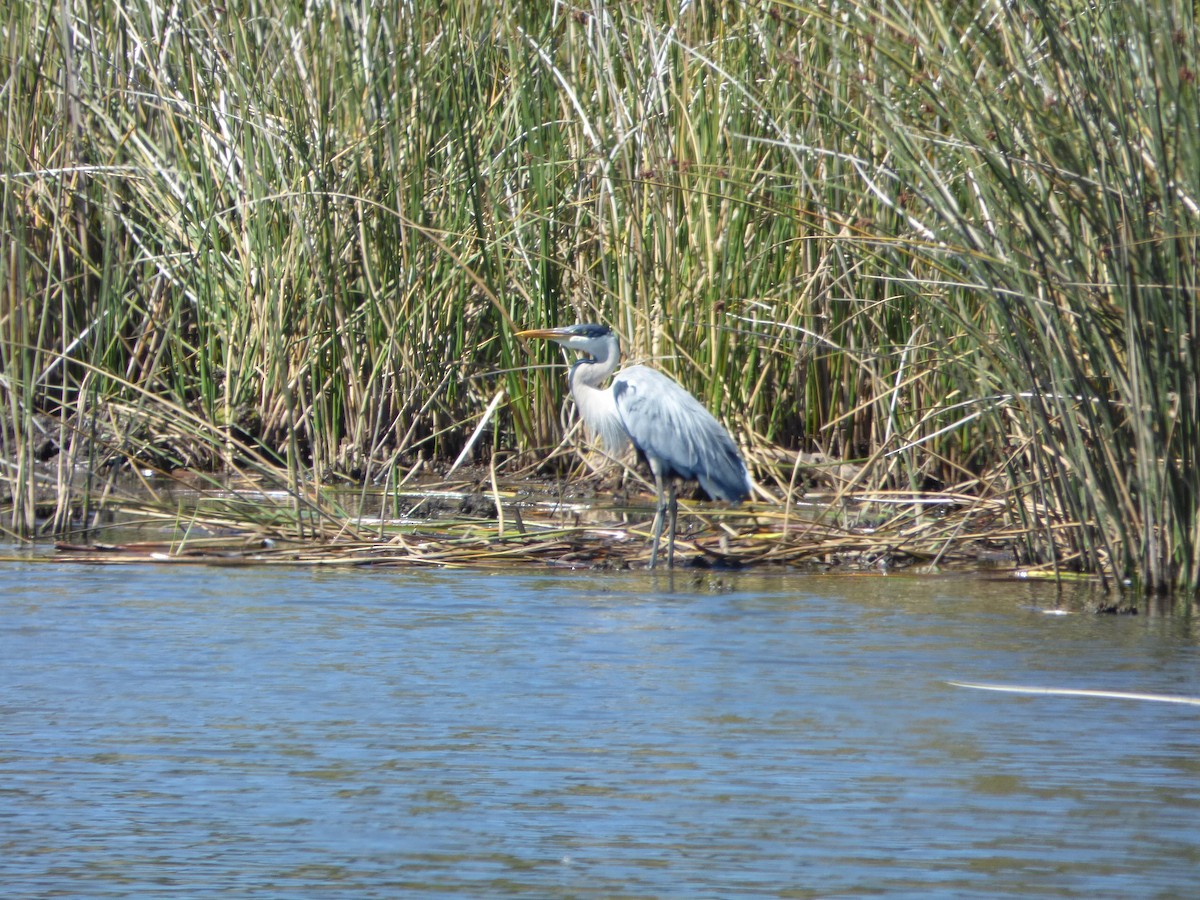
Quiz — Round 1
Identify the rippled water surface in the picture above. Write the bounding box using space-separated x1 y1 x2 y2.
1 559 1197 898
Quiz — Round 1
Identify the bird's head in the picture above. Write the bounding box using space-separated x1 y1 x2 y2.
516 324 619 361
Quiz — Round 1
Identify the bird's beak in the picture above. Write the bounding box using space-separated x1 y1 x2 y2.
516 327 571 341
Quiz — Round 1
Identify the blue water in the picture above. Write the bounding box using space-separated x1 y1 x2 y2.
1 561 1197 897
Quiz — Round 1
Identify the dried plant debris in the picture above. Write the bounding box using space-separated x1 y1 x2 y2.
39 480 1026 574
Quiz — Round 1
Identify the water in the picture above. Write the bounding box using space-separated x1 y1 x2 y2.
1 560 1197 898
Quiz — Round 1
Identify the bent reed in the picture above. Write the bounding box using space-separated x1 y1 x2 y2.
2 0 1196 597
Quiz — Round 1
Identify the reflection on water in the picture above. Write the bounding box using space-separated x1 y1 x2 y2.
1 561 1197 897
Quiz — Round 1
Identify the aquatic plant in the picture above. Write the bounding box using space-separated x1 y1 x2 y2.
1 0 1196 597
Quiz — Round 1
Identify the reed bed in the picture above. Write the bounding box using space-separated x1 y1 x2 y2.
2 0 1197 597
43 474 1019 576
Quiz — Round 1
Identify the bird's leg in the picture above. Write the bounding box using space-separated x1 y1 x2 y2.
666 480 678 569
649 468 667 570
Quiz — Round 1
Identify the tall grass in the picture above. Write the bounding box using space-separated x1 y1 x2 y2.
1 0 1196 595
826 0 1200 593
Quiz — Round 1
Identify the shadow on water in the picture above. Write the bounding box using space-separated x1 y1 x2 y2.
0 559 1197 897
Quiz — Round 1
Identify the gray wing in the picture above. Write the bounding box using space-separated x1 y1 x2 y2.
611 365 751 502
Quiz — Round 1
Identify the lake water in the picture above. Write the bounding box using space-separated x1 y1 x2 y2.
1 559 1197 898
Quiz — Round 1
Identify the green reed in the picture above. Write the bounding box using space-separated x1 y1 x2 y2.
1 0 1196 595
823 0 1200 593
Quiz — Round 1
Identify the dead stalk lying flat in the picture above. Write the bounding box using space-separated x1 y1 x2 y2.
948 681 1200 708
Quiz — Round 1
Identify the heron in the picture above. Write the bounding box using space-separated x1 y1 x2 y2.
517 323 752 569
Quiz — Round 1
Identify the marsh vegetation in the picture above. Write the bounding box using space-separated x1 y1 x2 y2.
2 0 1197 595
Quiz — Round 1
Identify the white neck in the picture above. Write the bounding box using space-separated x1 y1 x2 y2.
567 335 621 391
565 336 629 453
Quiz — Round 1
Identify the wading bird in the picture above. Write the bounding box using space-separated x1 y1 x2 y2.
517 324 752 569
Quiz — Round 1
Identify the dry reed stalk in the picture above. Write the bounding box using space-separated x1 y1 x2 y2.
32 477 1043 577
